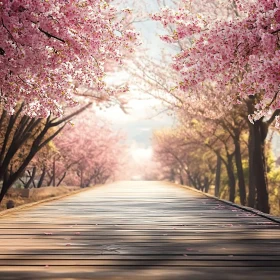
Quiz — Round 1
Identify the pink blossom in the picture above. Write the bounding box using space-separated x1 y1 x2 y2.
152 0 280 126
0 0 139 117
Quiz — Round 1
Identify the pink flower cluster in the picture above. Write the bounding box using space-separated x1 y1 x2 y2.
152 0 280 124
52 111 126 186
0 0 139 117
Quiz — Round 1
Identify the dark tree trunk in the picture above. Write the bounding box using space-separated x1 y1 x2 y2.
0 104 24 174
0 110 7 131
169 169 175 182
246 99 270 213
187 170 199 189
56 172 66 187
0 187 6 203
0 173 9 202
37 166 46 188
248 124 256 208
226 154 235 202
80 169 84 188
234 134 246 205
52 159 56 187
215 155 221 197
197 178 203 191
179 173 184 185
24 167 37 189
47 174 54 187
251 120 270 213
204 176 210 193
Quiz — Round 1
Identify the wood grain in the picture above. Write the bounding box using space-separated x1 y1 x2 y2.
0 181 279 279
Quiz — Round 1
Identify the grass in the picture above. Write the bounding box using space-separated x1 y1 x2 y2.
0 186 80 211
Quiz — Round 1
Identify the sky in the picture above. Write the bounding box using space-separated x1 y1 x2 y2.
96 0 280 168
95 86 175 164
95 0 175 165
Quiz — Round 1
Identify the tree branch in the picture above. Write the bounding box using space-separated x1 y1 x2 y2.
38 27 65 43
50 103 92 127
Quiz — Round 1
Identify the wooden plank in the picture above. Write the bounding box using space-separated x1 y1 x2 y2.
0 266 280 280
0 181 279 280
0 259 280 266
0 238 279 246
1 254 280 260
1 266 280 280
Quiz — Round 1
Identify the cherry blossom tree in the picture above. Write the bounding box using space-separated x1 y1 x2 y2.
151 0 280 213
0 0 141 203
0 102 91 203
132 49 250 204
0 0 139 117
19 142 58 188
152 0 280 118
153 127 216 191
13 108 128 191
52 110 127 187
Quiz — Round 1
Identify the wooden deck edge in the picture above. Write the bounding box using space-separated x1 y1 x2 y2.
176 183 280 224
0 185 101 218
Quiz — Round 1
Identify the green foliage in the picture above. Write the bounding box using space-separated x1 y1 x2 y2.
267 150 280 216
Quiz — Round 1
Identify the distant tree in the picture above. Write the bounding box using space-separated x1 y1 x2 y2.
153 128 215 191
52 111 127 187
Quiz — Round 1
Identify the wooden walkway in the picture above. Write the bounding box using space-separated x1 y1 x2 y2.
0 181 279 280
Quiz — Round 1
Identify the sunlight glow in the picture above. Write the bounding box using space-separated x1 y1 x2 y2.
131 147 153 162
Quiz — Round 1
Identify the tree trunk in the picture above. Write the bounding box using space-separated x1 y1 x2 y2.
197 178 203 191
47 174 53 187
187 170 199 189
37 166 46 188
246 99 270 213
234 134 246 205
56 172 66 187
226 155 235 202
0 187 6 203
204 176 210 193
80 169 84 188
248 123 256 208
52 159 56 187
179 173 184 185
251 120 270 213
169 169 175 182
0 173 9 202
24 167 36 189
215 155 221 197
